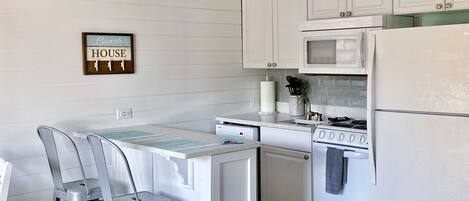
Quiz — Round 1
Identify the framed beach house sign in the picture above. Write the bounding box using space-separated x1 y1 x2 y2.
82 32 135 75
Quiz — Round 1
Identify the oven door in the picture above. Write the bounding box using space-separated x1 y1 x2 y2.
300 29 366 75
312 142 369 201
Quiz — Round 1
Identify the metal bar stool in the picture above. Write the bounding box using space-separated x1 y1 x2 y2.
37 126 102 201
86 133 170 201
0 157 12 201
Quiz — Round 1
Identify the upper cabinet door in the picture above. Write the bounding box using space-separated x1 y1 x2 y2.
349 0 392 16
394 0 446 14
446 0 469 11
272 0 305 69
242 0 274 69
308 0 347 20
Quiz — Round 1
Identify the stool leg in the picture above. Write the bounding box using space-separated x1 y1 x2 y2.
53 190 60 201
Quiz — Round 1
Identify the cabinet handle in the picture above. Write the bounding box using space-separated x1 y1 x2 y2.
346 11 352 16
446 2 453 9
267 63 272 67
436 3 444 9
272 63 277 67
339 12 346 17
304 155 310 160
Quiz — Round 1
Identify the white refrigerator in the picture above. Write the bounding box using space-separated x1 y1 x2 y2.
367 24 469 201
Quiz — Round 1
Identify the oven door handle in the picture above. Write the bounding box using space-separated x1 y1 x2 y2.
313 146 369 159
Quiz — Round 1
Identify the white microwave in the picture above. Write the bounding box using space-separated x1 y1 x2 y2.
298 15 414 75
300 28 370 75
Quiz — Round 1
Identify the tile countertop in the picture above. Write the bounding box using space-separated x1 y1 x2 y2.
216 113 324 132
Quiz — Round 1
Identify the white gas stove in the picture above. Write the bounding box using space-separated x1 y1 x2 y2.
311 118 369 201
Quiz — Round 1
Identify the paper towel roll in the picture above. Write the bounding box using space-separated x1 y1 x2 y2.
260 81 276 113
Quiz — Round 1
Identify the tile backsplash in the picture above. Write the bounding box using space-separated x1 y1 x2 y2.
269 70 367 108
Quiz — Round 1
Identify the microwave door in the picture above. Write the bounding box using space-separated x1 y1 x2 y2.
301 29 365 74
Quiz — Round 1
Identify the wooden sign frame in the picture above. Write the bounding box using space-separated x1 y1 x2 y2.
82 32 135 75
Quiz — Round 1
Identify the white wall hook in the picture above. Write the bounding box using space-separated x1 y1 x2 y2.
108 60 112 71
94 59 99 72
121 60 125 71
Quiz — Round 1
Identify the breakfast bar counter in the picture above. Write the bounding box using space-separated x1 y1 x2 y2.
73 125 259 201
73 124 260 159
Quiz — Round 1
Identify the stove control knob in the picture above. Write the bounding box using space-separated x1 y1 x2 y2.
318 130 326 139
339 133 345 141
328 132 335 140
349 135 356 142
360 135 367 144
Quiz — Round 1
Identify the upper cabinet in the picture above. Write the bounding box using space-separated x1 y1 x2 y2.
394 0 445 14
308 0 392 20
242 0 306 69
450 0 469 10
308 0 347 20
395 0 469 14
350 0 393 16
242 0 273 69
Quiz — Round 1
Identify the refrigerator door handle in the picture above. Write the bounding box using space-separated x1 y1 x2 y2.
367 32 377 185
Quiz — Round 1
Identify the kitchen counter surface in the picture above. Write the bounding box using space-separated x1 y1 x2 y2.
74 124 260 159
216 113 323 132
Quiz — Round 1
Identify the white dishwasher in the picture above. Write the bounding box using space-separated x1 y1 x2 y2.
215 123 260 141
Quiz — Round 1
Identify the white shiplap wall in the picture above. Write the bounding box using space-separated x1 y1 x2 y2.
0 0 263 200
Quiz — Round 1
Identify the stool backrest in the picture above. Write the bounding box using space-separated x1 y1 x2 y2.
0 157 12 201
37 126 89 194
87 133 140 201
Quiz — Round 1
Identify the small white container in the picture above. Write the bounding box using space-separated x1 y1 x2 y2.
289 95 305 116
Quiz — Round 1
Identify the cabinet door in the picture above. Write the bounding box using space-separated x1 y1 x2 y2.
447 0 469 11
308 0 347 20
212 149 257 201
242 0 273 69
349 0 392 16
272 0 305 69
394 0 445 14
261 146 311 201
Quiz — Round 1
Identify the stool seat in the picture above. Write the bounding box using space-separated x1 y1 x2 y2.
114 191 169 201
62 178 102 201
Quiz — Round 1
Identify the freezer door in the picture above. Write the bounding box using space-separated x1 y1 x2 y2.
373 24 469 114
370 111 469 201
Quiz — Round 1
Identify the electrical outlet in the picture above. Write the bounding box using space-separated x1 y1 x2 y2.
116 108 132 120
250 98 258 108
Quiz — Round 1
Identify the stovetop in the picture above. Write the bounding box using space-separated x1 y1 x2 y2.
329 120 367 130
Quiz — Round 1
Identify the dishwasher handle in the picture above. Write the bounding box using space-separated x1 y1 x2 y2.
314 146 369 159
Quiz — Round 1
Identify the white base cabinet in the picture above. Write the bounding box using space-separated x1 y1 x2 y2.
111 148 258 201
260 146 311 201
211 149 258 201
